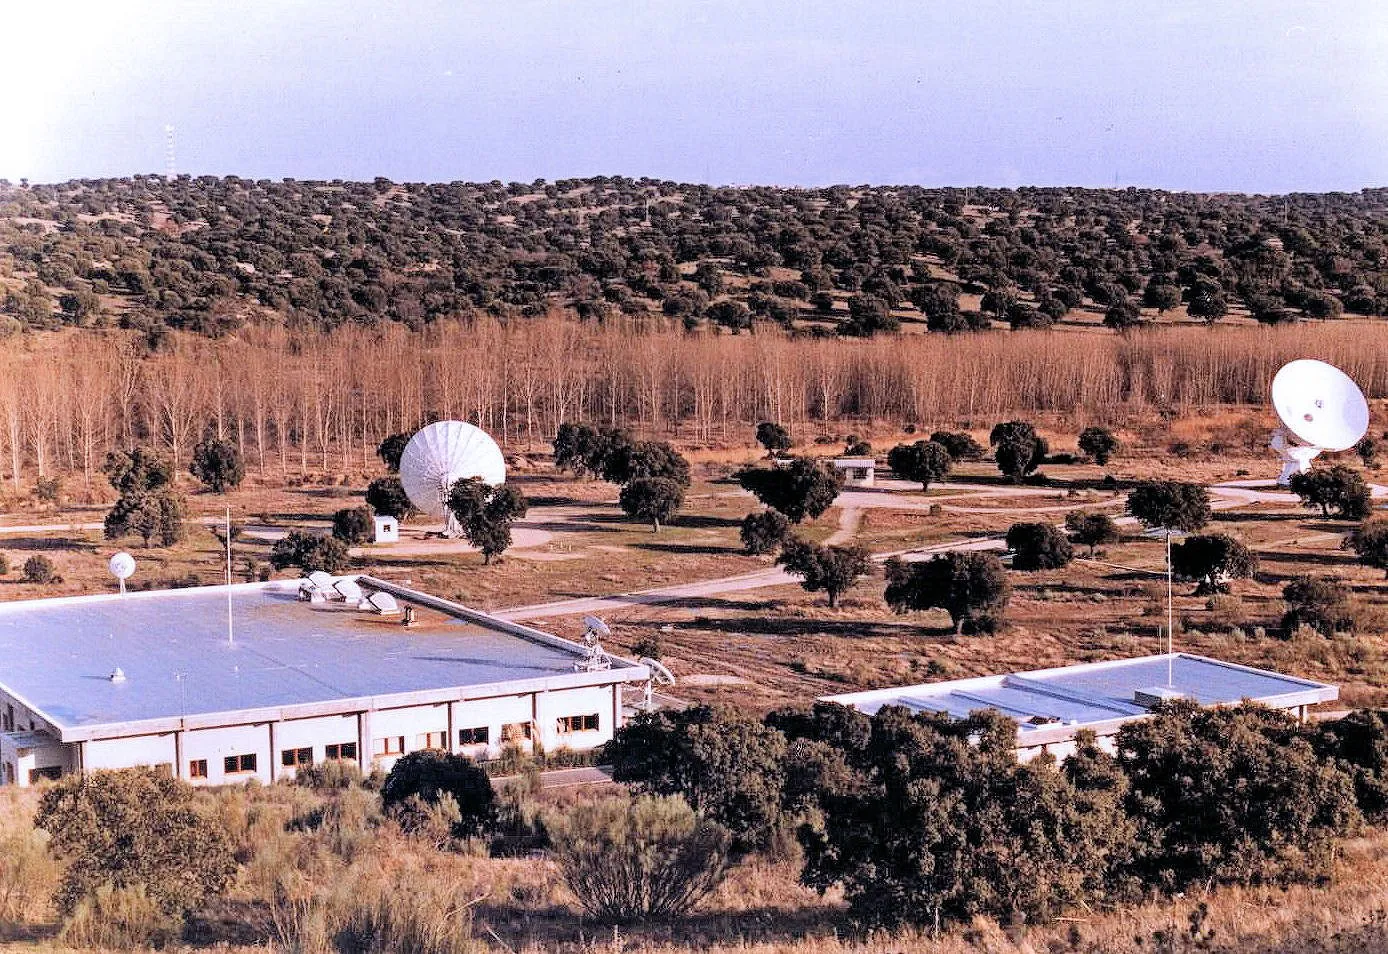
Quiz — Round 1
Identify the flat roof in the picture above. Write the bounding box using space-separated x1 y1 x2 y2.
0 576 646 742
822 653 1338 747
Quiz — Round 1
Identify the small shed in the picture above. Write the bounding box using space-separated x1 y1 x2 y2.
832 457 876 487
373 515 399 544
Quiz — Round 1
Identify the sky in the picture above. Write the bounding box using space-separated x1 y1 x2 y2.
5 0 1387 192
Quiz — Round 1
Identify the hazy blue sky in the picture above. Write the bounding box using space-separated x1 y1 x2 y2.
6 0 1387 191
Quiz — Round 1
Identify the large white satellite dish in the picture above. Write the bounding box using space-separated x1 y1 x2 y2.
398 421 506 537
1270 359 1369 485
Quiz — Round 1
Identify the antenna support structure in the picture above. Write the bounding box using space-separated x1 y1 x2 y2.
574 615 613 673
1269 359 1369 486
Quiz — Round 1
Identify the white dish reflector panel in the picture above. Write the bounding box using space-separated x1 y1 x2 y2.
398 421 506 520
1272 359 1369 452
307 571 336 590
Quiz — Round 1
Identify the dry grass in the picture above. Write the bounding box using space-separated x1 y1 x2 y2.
7 780 1388 954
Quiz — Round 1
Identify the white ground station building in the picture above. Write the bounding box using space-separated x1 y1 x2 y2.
823 653 1338 762
0 576 649 787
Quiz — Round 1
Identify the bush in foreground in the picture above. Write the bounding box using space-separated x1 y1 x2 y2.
34 768 236 918
380 750 496 839
549 794 730 923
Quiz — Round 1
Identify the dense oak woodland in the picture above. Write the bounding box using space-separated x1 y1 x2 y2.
5 177 1388 490
4 176 1388 335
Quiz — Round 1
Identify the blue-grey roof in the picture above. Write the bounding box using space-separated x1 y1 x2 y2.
822 653 1338 745
0 577 645 741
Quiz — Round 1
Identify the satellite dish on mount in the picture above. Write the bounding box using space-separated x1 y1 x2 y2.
583 615 612 638
108 552 136 593
398 421 506 537
1270 359 1369 485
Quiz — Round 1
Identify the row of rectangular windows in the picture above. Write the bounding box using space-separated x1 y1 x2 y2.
132 714 605 782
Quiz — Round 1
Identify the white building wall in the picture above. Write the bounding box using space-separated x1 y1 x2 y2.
84 733 177 773
275 713 361 779
1 680 630 787
535 685 618 754
0 688 51 735
368 702 450 772
183 723 273 785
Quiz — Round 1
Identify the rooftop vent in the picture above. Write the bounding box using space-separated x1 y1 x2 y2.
1134 686 1186 708
109 667 126 683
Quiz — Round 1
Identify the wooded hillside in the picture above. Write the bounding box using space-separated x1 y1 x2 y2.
4 177 1388 336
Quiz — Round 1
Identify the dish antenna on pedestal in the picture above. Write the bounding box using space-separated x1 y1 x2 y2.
108 552 136 594
1270 359 1369 486
398 421 506 537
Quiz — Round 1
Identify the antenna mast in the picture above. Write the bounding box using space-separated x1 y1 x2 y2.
225 507 234 647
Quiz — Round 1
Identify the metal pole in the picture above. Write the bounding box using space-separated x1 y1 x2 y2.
225 507 234 647
1167 530 1174 686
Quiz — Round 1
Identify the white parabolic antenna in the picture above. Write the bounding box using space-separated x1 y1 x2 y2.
108 552 136 593
398 421 506 536
1270 359 1369 484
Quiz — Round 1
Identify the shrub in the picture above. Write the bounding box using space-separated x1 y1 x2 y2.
365 476 414 519
989 421 1047 482
776 537 871 607
549 794 730 922
736 457 842 523
380 751 496 838
1281 575 1356 636
1078 426 1120 465
1126 480 1211 532
1116 702 1360 890
22 555 58 584
269 530 350 574
34 768 236 917
1065 510 1119 556
740 508 790 554
929 430 985 461
1314 710 1388 821
1170 533 1257 592
607 706 786 851
294 759 365 791
34 476 61 504
755 421 793 455
103 489 185 548
886 440 952 489
1005 522 1074 571
332 506 375 544
1348 518 1388 578
884 551 1010 634
799 708 1130 930
619 477 685 531
189 437 245 493
1290 466 1372 520
0 551 8 575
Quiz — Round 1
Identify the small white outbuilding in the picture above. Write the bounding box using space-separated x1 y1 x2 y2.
373 515 399 543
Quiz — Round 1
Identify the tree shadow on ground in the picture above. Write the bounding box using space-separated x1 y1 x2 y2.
631 542 742 556
676 615 933 640
474 899 851 949
1211 510 1305 523
0 536 97 552
674 514 742 529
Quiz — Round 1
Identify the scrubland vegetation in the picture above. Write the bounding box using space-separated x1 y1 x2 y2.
6 704 1388 953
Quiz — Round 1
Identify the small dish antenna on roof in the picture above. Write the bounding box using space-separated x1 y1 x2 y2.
360 591 400 615
576 615 613 672
1270 359 1369 485
398 421 506 537
308 570 335 589
108 552 136 594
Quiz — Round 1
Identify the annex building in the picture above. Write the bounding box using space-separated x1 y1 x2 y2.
0 576 649 787
822 653 1339 761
